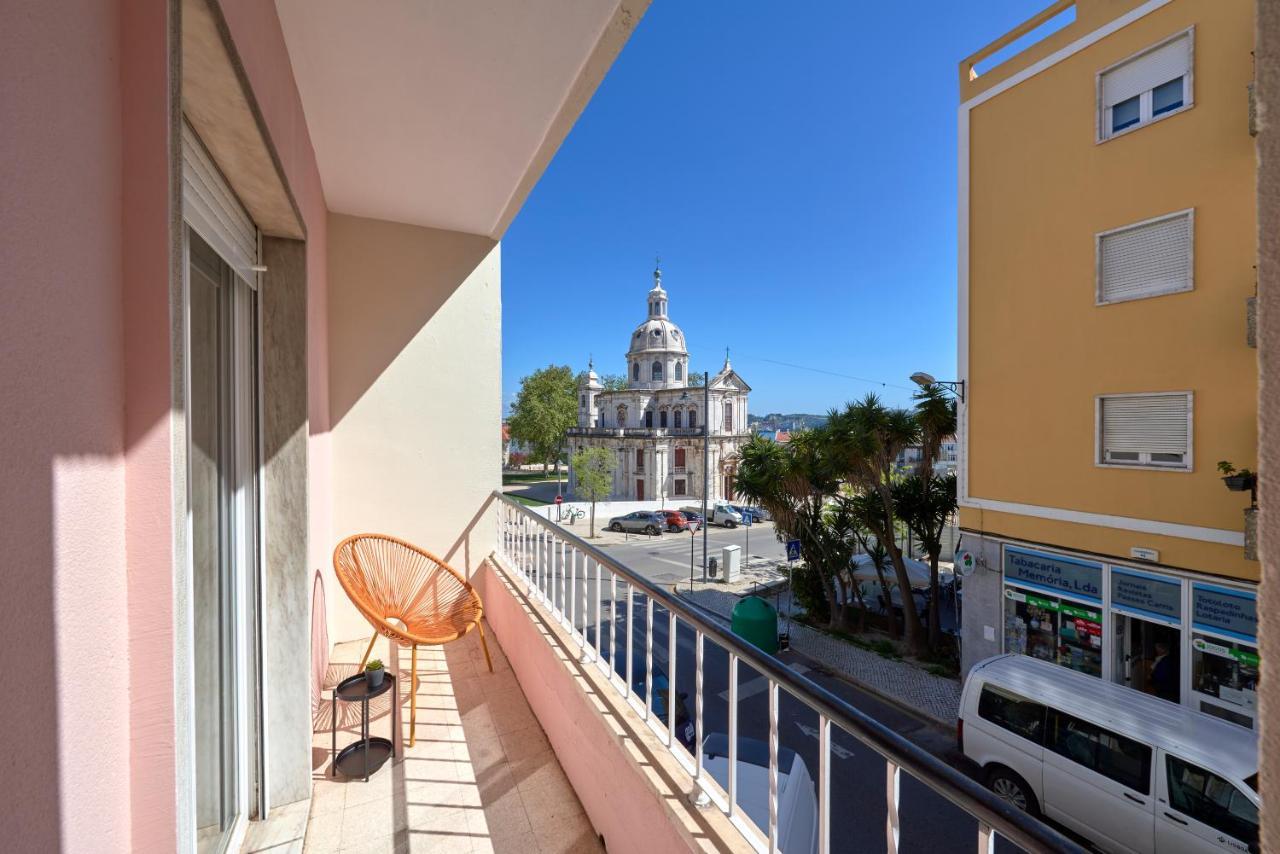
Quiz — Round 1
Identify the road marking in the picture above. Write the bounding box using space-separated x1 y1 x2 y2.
718 663 808 702
795 722 854 759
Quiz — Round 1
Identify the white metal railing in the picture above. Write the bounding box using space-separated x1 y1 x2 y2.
492 491 1085 854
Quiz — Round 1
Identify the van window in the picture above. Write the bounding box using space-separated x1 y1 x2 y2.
977 686 1045 744
1166 755 1258 847
1046 710 1151 794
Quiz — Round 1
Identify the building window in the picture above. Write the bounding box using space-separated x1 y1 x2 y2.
617 404 627 426
644 410 653 429
632 362 640 381
635 449 644 470
674 410 682 429
688 409 696 430
652 361 663 381
723 401 733 432
674 478 686 495
674 361 683 380
1097 393 1192 469
1097 210 1193 304
1045 710 1152 795
659 410 668 429
580 394 586 407
674 448 686 470
1098 30 1192 140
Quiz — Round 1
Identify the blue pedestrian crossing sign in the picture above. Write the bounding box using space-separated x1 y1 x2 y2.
786 539 801 561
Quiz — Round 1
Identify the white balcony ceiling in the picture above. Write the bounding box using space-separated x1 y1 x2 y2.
275 0 636 238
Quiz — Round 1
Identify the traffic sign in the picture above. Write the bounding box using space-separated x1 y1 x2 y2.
741 511 752 527
554 495 563 505
786 539 801 561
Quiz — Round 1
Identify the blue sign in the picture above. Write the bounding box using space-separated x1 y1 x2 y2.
1193 584 1257 643
786 539 801 561
741 511 753 527
1111 568 1182 623
1003 546 1102 604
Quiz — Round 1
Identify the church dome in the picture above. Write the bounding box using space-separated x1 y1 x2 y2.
628 317 687 356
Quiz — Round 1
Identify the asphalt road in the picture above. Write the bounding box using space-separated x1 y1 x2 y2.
598 520 789 586
508 536 1024 854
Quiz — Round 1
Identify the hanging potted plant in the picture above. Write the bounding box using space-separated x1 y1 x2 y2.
364 658 385 690
1217 461 1257 495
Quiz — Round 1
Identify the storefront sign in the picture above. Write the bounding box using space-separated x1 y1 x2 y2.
1192 585 1258 642
1004 547 1102 603
1192 637 1261 668
1111 568 1181 622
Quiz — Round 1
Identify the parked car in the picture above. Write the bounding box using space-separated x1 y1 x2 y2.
661 510 689 533
959 653 1259 854
703 733 817 853
630 671 694 749
730 504 770 523
680 509 704 526
607 511 665 535
679 502 742 528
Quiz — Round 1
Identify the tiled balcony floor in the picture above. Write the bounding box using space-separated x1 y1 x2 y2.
304 624 602 854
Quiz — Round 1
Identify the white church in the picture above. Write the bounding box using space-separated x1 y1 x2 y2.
567 266 752 503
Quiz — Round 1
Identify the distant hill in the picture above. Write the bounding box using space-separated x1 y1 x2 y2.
748 412 827 432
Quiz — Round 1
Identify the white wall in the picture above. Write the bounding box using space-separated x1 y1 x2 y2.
327 213 500 641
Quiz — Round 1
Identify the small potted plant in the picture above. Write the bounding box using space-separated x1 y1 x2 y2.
364 658 385 690
1217 461 1257 494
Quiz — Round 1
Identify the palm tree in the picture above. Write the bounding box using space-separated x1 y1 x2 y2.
735 431 846 630
827 394 927 655
912 384 957 480
894 473 957 649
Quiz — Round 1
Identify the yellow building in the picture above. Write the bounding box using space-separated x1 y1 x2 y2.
957 0 1259 728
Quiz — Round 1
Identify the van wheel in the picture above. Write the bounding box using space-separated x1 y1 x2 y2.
724 520 736 529
986 767 1039 817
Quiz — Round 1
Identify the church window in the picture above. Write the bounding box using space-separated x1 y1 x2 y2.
724 401 733 432
688 409 697 430
660 410 668 428
674 410 682 429
645 410 653 428
674 361 683 380
632 362 640 381
652 361 663 381
580 395 585 406
675 448 686 469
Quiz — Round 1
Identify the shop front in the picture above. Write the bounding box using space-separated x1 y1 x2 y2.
999 544 1258 729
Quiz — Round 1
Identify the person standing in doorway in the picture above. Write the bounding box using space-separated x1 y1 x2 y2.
1150 642 1179 702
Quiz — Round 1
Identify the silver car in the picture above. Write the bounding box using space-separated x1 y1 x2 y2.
607 511 665 535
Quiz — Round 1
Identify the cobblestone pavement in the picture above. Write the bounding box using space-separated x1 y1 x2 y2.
677 586 962 726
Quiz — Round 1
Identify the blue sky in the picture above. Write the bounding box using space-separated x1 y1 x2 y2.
501 0 1061 415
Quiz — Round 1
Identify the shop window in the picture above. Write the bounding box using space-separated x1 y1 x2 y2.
1004 588 1102 677
1165 755 1258 848
1191 635 1258 728
1045 710 1152 794
978 686 1045 745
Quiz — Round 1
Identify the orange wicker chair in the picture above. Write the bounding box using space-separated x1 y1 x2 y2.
332 533 492 746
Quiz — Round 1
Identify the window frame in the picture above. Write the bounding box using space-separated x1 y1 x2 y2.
1094 208 1195 306
1095 27 1195 144
1046 709 1153 795
1094 391 1194 473
1163 753 1259 846
977 685 1046 745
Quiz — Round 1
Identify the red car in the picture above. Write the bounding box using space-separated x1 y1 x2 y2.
662 510 689 533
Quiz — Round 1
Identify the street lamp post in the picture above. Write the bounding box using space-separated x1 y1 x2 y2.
702 370 710 582
909 371 965 403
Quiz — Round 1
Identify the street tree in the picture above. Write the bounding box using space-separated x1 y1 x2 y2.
895 473 957 650
827 394 927 655
571 446 615 537
508 365 577 474
600 374 628 391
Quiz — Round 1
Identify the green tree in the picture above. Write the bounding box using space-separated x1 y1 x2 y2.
894 473 957 650
600 374 628 391
735 431 847 630
827 394 927 655
571 447 615 537
508 365 577 474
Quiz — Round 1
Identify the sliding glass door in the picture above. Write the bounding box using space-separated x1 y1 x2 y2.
188 226 260 853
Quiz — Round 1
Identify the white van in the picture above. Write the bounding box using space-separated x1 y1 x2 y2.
703 733 817 853
960 655 1258 854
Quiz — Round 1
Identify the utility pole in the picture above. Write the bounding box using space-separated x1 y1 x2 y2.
702 370 710 582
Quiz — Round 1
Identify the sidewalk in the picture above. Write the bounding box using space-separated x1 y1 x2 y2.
676 586 962 727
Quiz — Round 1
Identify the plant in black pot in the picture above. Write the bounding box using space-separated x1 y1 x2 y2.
364 658 385 690
1217 461 1258 503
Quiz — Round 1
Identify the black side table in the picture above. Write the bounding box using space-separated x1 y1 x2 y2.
332 672 399 781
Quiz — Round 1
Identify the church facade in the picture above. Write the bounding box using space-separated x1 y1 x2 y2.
566 267 752 503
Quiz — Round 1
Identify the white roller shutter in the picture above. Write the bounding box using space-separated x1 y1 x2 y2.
1100 394 1190 456
1101 33 1191 108
1098 211 1192 304
182 121 257 284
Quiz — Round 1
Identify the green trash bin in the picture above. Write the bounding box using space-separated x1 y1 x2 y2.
731 595 778 654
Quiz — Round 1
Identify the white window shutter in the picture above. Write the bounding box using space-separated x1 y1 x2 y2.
1101 395 1190 455
1099 212 1192 303
182 122 257 283
1102 34 1191 108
